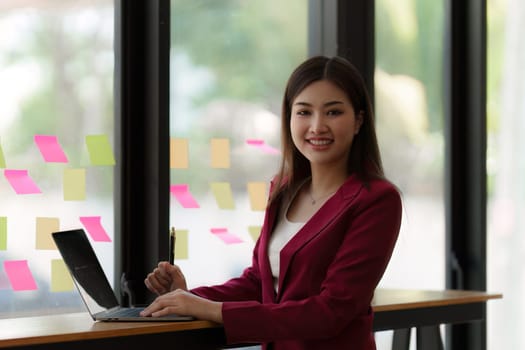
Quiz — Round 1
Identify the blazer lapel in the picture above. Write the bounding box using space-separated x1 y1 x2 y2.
277 176 363 294
258 198 281 302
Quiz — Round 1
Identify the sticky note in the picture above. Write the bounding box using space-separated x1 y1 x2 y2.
0 141 6 168
210 228 243 244
4 169 41 194
85 134 116 166
63 168 86 201
246 139 280 155
248 226 262 242
51 259 74 292
4 260 38 291
170 184 200 208
210 182 235 209
174 229 189 260
0 217 7 250
34 135 68 163
36 217 59 250
80 216 111 242
247 182 267 211
210 138 230 168
171 138 189 169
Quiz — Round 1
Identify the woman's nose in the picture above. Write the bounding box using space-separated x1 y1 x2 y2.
309 114 327 133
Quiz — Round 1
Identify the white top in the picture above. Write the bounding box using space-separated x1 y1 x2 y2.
268 188 306 292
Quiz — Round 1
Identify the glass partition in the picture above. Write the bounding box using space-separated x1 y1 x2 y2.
374 1 445 348
169 0 307 288
0 1 114 318
487 0 525 348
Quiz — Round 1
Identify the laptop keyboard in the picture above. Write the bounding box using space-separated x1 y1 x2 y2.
106 307 144 317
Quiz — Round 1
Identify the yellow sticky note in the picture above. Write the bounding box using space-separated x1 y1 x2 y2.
85 134 116 166
174 229 189 260
36 217 59 250
210 182 235 209
247 182 267 211
0 141 6 168
248 226 261 242
51 259 74 292
171 138 189 169
210 138 230 168
63 168 86 201
0 217 7 250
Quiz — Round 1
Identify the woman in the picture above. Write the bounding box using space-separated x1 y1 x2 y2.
141 56 402 350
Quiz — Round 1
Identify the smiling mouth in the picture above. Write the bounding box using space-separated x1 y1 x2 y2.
308 139 333 146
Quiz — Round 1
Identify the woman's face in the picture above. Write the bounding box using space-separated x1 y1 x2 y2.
290 79 363 170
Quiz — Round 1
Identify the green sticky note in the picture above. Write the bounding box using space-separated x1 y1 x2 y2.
174 229 189 260
248 226 261 242
63 168 86 201
0 141 6 168
0 217 7 250
85 135 116 166
51 259 74 292
210 182 235 209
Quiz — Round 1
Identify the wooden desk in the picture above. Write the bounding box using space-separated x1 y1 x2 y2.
372 289 502 350
0 289 501 350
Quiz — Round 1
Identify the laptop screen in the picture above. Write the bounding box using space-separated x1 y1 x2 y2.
53 229 120 315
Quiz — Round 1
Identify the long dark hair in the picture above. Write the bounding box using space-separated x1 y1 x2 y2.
268 55 384 205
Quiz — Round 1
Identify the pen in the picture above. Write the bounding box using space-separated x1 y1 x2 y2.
169 227 176 265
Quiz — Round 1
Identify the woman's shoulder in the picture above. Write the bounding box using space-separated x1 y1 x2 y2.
341 175 401 202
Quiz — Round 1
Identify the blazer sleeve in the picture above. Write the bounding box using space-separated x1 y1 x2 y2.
219 181 402 344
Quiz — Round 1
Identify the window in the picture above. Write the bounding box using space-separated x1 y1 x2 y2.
0 1 114 318
487 0 525 348
169 0 308 288
374 1 445 348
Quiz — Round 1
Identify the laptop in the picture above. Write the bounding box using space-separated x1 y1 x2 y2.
52 228 194 322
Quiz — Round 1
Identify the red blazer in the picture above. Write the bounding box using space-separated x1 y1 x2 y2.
192 175 402 350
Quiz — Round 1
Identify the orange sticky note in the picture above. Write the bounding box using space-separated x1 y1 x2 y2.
210 138 230 168
36 217 59 250
171 138 189 169
247 182 267 211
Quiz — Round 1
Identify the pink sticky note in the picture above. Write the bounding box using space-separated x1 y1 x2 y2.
246 139 280 155
79 216 111 242
34 135 68 163
170 184 200 208
210 227 243 244
3 260 38 291
4 169 42 194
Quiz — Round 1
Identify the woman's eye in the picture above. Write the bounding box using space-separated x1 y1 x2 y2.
327 109 343 116
296 110 311 116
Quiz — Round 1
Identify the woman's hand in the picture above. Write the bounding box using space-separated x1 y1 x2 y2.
140 289 223 324
144 261 187 295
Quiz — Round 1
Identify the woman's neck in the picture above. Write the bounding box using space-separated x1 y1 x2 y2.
309 164 348 199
